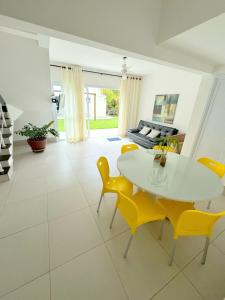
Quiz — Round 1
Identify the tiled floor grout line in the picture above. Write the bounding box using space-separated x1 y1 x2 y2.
211 242 225 256
178 249 203 271
104 243 130 300
211 226 225 242
48 204 89 223
46 192 52 300
48 273 51 300
90 208 130 299
49 241 104 272
145 222 181 267
0 271 50 299
145 223 208 300
147 234 207 300
180 270 205 300
149 270 183 299
48 220 131 274
146 222 210 272
0 183 14 212
5 192 47 207
0 220 48 240
0 203 90 242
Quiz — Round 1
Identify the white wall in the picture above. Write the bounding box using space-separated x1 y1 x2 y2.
0 31 52 140
138 66 202 133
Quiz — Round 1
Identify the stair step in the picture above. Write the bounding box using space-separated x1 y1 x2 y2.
0 119 12 126
2 135 13 145
2 126 13 134
0 97 13 183
0 155 13 168
1 144 12 155
0 155 10 161
2 134 11 138
0 166 10 175
0 166 13 182
2 106 8 113
2 144 11 149
3 112 10 119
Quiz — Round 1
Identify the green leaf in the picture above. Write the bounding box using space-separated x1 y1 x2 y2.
15 121 59 139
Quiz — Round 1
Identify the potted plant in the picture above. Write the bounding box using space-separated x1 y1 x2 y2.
15 121 59 153
154 136 179 167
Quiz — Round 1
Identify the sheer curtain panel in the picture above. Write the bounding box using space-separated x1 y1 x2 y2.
62 66 86 142
118 77 142 136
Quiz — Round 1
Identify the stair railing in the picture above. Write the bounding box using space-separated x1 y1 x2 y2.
0 103 6 173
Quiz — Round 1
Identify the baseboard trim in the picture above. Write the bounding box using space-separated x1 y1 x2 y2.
13 137 57 146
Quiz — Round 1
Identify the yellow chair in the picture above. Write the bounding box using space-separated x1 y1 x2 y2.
121 143 139 154
110 191 166 258
96 156 133 213
198 157 225 178
153 145 175 153
159 198 225 265
198 157 225 209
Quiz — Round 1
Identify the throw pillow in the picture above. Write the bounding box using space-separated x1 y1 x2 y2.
147 129 161 139
139 126 151 135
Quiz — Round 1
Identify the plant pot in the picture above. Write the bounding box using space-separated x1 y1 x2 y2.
27 138 47 153
160 153 167 167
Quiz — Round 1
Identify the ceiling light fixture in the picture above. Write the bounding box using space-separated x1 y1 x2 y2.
121 56 128 79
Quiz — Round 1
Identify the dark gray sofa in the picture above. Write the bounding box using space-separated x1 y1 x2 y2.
127 120 178 148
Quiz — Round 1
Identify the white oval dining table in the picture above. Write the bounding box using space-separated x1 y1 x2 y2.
117 150 224 202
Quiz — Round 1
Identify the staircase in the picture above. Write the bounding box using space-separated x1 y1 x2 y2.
0 95 13 182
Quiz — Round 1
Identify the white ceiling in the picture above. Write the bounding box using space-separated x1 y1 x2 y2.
163 13 225 67
49 37 161 76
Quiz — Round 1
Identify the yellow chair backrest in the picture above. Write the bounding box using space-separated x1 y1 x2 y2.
97 156 110 185
198 157 225 178
121 144 139 154
174 209 225 239
117 192 138 234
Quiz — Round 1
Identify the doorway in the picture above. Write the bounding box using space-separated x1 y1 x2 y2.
85 87 119 138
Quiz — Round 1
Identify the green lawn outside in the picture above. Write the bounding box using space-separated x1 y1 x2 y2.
57 117 118 132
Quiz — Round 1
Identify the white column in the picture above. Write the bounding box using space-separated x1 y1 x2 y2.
192 73 225 184
181 74 215 157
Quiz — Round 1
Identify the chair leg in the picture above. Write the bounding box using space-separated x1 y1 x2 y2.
97 192 104 213
159 219 165 240
169 240 177 266
124 234 134 258
109 207 117 229
207 200 212 210
201 237 210 265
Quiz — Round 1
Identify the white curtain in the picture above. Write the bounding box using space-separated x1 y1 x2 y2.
118 76 142 136
62 66 86 142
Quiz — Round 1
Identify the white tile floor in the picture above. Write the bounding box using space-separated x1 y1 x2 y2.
0 137 225 300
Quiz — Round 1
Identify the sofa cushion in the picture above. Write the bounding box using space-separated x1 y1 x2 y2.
139 126 151 135
147 129 160 139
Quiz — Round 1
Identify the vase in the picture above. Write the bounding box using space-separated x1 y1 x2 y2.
160 153 167 167
27 138 47 153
